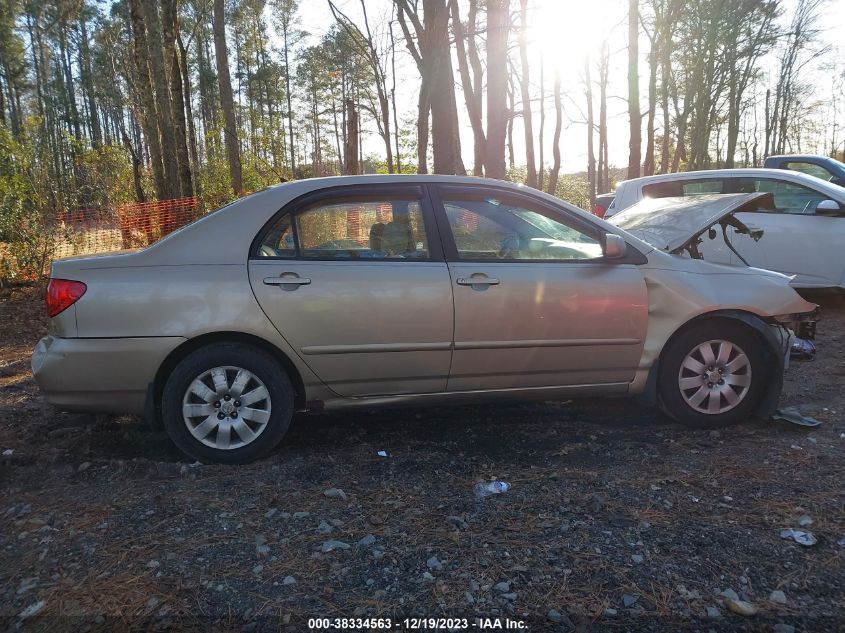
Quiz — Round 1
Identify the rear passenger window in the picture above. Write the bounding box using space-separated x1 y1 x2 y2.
255 214 296 258
255 197 430 260
642 182 682 198
681 180 724 195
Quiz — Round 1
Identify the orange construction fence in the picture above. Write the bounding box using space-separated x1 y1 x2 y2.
53 197 200 258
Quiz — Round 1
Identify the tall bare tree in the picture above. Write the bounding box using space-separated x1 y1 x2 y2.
141 0 180 198
627 0 641 178
162 0 194 196
128 0 167 199
212 0 243 194
450 0 485 175
546 66 562 195
585 57 597 208
395 0 465 175
330 1 395 173
517 0 536 187
485 0 510 179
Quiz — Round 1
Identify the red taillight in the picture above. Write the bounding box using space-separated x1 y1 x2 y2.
46 279 87 317
592 204 607 218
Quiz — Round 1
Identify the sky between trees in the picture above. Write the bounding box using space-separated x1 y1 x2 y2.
0 0 843 225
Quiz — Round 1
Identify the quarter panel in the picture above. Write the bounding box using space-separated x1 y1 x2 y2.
71 263 327 395
32 335 185 414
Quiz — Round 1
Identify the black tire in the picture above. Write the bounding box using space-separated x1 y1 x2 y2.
658 319 768 428
162 343 294 464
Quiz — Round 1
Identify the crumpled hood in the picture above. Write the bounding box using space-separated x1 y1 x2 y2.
610 192 769 253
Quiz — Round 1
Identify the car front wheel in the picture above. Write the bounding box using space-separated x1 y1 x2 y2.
162 343 294 463
658 320 767 428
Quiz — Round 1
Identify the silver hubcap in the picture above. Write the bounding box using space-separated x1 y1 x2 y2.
677 339 752 415
182 366 271 450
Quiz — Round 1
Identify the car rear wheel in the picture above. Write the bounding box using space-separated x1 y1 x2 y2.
162 343 294 463
658 320 767 428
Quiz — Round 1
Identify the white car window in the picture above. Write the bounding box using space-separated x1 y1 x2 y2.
737 178 828 215
681 180 724 195
784 161 834 181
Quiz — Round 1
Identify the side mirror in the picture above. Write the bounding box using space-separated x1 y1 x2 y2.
603 233 627 259
815 199 845 216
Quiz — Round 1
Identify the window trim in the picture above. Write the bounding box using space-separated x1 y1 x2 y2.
249 184 445 263
640 176 832 216
429 183 646 265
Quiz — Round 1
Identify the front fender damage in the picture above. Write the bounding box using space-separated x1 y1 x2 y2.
632 267 815 419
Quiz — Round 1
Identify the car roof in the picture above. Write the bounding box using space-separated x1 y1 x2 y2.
767 154 833 162
616 167 845 196
122 174 648 267
269 174 525 189
618 167 794 186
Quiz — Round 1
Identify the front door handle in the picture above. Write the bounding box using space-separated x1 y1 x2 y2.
456 275 500 286
263 273 311 290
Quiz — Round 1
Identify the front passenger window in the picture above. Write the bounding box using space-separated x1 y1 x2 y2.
737 178 827 215
442 195 602 261
784 162 834 181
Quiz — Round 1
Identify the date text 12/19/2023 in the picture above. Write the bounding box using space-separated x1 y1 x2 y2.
307 617 528 630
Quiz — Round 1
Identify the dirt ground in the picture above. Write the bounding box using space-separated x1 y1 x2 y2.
1 285 843 632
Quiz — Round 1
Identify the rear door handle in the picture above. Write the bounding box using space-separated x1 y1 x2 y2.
263 274 311 289
457 276 500 286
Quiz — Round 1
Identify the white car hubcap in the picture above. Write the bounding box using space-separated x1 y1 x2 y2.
182 366 271 450
677 340 752 415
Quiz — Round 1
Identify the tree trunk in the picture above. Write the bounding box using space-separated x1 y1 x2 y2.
546 68 562 195
78 15 103 148
598 41 609 193
128 0 167 199
425 0 463 175
485 0 509 179
643 31 657 176
177 31 201 191
282 25 295 176
538 55 545 191
162 0 194 197
345 98 359 175
507 78 515 170
450 0 485 175
141 0 180 198
627 0 641 179
416 77 430 173
213 0 243 195
120 123 146 204
518 0 536 187
396 0 463 175
659 11 671 173
389 18 401 173
585 58 596 210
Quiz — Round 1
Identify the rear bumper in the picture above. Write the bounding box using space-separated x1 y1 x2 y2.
31 335 186 414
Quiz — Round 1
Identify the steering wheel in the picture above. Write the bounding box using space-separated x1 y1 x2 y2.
259 245 278 257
